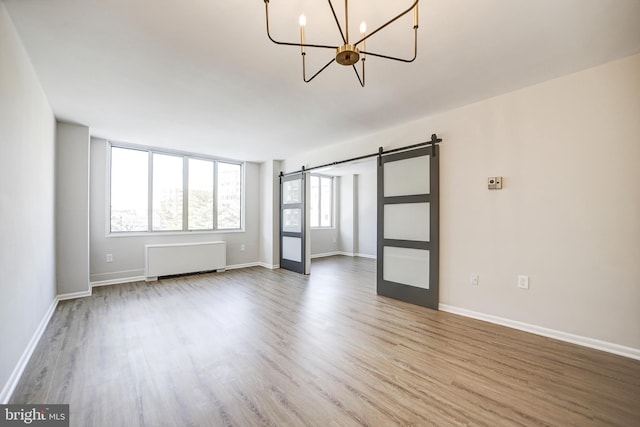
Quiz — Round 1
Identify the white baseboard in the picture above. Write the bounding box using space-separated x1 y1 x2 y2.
92 265 276 283
90 269 144 283
337 251 355 257
0 298 58 404
56 289 92 301
258 262 279 269
311 251 341 259
355 253 376 259
226 262 261 270
312 252 377 260
90 276 146 287
439 304 640 361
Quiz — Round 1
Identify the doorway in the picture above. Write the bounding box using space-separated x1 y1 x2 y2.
279 137 441 310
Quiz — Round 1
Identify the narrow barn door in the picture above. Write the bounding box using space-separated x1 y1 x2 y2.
377 145 439 309
280 172 307 274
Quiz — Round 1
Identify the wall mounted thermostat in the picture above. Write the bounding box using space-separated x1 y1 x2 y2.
488 176 503 190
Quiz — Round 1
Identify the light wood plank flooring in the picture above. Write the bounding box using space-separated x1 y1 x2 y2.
11 256 640 426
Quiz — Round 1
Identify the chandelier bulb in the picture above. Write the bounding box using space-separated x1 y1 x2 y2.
299 14 306 27
359 21 366 34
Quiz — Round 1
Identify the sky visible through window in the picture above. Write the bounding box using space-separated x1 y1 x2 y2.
110 147 148 232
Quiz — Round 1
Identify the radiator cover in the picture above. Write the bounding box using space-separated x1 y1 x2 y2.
145 241 226 280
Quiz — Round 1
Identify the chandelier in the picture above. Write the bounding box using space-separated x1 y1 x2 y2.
263 0 419 87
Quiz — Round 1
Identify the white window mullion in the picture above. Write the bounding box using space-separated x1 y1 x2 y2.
213 161 219 230
318 185 322 227
147 150 153 232
183 157 189 231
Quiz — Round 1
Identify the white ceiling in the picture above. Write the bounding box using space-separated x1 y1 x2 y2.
5 0 640 162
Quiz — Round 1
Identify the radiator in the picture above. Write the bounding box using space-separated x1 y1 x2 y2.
145 241 226 280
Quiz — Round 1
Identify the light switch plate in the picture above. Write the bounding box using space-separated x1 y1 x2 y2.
518 275 529 289
471 274 479 287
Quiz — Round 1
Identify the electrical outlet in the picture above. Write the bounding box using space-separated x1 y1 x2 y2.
488 176 503 190
471 274 479 287
106 253 113 263
240 244 245 251
518 275 529 289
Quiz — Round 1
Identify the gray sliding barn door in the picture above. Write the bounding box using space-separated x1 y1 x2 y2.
280 172 308 274
377 145 439 309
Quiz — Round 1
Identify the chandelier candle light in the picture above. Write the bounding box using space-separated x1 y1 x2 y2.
263 0 419 87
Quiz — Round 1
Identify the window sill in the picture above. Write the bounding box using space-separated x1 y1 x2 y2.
107 229 245 238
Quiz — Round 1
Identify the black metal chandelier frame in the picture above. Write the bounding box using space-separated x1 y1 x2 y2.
263 0 419 87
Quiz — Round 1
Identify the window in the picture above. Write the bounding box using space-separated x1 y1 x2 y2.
109 145 242 233
152 153 183 231
188 158 214 231
217 162 241 229
310 175 333 228
110 147 148 232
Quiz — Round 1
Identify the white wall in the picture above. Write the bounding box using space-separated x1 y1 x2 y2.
355 167 377 258
0 3 57 402
56 122 90 296
283 54 640 350
298 163 378 260
310 228 339 257
259 160 280 268
338 175 356 255
336 169 377 258
89 138 261 283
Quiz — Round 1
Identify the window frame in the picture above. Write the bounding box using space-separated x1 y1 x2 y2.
309 174 335 229
107 142 244 236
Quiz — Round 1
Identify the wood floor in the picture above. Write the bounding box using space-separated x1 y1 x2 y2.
11 256 640 426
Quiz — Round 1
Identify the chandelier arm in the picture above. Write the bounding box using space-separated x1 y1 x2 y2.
264 0 338 50
327 0 347 45
353 0 418 46
361 50 416 63
359 28 417 63
303 56 336 83
351 59 365 87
